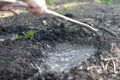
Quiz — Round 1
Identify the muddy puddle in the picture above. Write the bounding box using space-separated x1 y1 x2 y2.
45 43 97 72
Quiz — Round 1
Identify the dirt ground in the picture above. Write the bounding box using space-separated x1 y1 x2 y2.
0 0 120 80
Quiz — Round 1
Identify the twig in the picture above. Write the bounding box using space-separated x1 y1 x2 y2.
100 55 117 61
112 60 117 74
27 63 42 80
2 0 98 33
46 9 98 33
87 65 100 70
101 57 117 61
101 61 109 73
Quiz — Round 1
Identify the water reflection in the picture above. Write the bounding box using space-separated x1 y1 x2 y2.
45 43 97 72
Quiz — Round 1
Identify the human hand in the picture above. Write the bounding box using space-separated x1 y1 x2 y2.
0 2 19 15
24 0 47 15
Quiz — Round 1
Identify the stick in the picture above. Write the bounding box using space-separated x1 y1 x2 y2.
1 0 98 32
45 9 98 32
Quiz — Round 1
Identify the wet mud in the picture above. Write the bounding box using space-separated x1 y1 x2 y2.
0 1 120 80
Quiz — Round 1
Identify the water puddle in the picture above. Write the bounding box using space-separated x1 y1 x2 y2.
45 43 97 72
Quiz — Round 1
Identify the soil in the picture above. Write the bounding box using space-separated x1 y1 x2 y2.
0 0 120 80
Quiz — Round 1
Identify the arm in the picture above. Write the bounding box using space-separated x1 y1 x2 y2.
0 0 47 15
0 2 19 15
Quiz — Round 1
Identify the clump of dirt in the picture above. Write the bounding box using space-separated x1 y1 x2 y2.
0 1 120 80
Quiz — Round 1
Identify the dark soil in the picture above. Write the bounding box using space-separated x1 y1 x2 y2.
0 0 120 80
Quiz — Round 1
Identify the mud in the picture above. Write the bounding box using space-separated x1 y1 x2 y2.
0 1 120 80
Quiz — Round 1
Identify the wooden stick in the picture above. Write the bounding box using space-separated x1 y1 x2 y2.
1 0 98 32
45 9 98 32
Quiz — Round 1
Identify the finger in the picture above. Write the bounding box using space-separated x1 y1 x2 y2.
9 9 19 15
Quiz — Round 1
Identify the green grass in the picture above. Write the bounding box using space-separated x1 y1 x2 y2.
22 30 36 39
